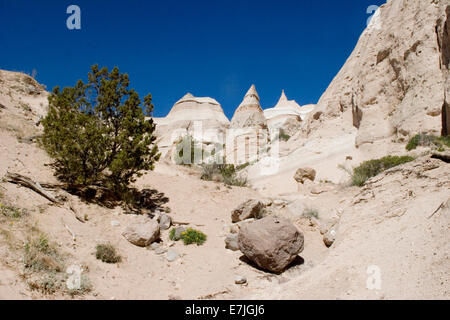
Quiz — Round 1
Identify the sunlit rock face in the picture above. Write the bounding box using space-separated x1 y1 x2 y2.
153 93 230 161
230 85 268 130
308 0 450 147
264 90 315 136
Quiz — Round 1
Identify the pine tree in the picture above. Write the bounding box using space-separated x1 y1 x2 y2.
41 65 160 195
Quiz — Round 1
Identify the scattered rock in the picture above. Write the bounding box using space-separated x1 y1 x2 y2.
149 242 160 250
159 214 172 230
311 184 335 195
294 167 316 184
123 217 160 247
235 276 247 285
238 216 304 273
225 234 240 251
231 199 264 223
111 220 120 227
155 246 168 255
323 228 337 248
171 226 186 241
166 249 180 262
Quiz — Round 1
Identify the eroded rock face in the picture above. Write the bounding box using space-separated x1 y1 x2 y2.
309 0 450 146
231 199 265 223
123 217 160 247
238 216 304 273
231 85 267 130
294 167 316 184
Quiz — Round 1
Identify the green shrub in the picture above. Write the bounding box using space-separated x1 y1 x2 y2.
169 228 179 241
180 228 207 246
200 163 248 187
0 203 26 219
95 243 121 264
303 207 319 219
24 235 64 272
41 65 160 195
352 155 415 186
406 134 450 151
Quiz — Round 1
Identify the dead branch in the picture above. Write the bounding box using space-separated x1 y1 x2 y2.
61 219 76 244
67 199 86 223
428 201 445 219
5 172 61 204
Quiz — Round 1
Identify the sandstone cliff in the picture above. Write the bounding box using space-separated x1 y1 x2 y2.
309 0 450 147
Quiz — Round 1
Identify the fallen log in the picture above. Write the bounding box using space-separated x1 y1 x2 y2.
5 172 61 204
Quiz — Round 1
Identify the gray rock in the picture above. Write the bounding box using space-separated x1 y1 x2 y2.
155 246 168 255
235 276 247 285
111 220 120 227
323 228 337 248
171 226 186 241
159 214 172 230
123 218 160 247
225 234 240 251
238 216 304 273
293 167 316 184
231 199 264 223
166 249 180 262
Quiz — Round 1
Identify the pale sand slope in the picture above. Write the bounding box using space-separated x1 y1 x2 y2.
250 156 449 300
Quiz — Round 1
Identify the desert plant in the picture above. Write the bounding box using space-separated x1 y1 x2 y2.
303 207 319 219
180 228 207 246
351 155 414 186
41 65 160 196
24 235 64 272
95 243 122 264
406 133 450 151
200 163 248 187
0 203 26 219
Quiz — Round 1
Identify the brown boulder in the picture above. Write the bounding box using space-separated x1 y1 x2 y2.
231 199 264 223
294 168 316 184
123 218 160 247
238 216 304 273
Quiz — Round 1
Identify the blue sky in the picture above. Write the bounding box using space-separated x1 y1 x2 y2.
0 0 385 118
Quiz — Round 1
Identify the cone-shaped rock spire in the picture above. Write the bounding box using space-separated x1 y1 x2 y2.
231 85 267 129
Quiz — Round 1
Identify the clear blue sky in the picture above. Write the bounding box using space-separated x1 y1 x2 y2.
0 0 385 118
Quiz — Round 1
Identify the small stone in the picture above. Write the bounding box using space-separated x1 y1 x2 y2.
235 276 247 285
155 247 168 255
225 234 240 251
159 214 172 230
111 220 120 227
166 249 179 262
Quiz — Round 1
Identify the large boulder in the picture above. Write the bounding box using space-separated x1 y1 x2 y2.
294 167 316 184
231 199 264 223
123 217 160 247
238 216 304 273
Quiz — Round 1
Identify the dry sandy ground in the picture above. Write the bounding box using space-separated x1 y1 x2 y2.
0 70 448 300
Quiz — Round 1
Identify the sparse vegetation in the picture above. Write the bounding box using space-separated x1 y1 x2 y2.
0 203 27 219
275 129 291 142
21 233 91 296
406 133 450 151
180 228 207 246
95 243 122 264
200 163 248 187
169 228 179 241
24 235 64 272
303 207 319 219
351 155 415 186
